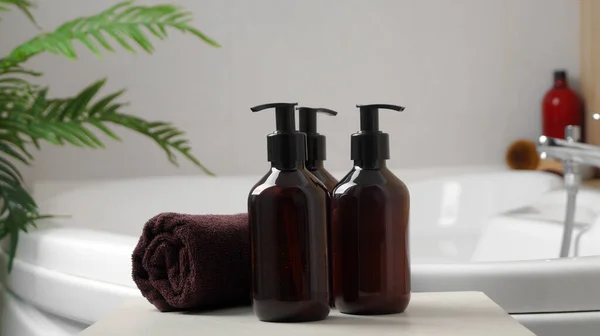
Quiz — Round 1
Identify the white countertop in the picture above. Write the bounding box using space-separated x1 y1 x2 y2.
80 292 536 335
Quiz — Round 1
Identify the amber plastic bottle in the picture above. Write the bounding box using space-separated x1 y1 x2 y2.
297 106 339 307
297 107 339 191
332 104 411 315
248 102 330 322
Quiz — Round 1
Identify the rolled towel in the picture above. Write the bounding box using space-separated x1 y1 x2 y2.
132 212 250 312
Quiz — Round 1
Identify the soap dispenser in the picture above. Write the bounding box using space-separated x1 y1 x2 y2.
331 104 411 315
248 102 330 322
297 106 338 308
297 107 339 191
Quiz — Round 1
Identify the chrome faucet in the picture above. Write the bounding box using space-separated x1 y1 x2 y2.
538 126 600 167
537 125 599 258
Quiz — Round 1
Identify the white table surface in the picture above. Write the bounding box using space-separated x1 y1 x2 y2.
80 292 536 335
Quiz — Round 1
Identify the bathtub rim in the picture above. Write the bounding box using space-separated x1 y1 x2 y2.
6 166 597 320
5 221 600 316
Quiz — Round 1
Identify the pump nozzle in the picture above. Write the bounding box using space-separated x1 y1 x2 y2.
296 107 338 163
351 104 406 168
297 107 338 134
250 102 306 169
251 102 298 132
356 104 405 132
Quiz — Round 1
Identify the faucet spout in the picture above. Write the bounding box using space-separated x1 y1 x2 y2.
535 125 598 258
537 134 600 167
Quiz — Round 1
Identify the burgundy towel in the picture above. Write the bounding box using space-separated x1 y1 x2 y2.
132 212 251 312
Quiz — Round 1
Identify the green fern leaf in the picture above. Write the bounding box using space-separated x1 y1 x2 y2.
88 89 125 116
0 156 23 182
1 0 220 68
0 177 34 206
0 65 41 77
0 0 38 27
0 66 42 109
60 79 106 119
98 112 213 175
0 86 34 111
87 120 121 141
0 154 48 270
0 141 31 164
89 31 114 52
3 79 214 174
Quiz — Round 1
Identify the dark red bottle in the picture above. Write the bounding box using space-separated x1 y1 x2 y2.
542 70 582 139
248 102 330 322
332 104 411 315
297 106 339 308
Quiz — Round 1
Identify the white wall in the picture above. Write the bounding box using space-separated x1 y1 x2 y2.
0 0 579 181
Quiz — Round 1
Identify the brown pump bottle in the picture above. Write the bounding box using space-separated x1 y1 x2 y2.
332 104 411 315
297 107 339 191
297 106 339 307
248 102 330 322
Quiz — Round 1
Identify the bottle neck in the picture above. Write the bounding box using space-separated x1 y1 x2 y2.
353 160 387 170
271 160 305 171
554 78 567 88
305 160 324 171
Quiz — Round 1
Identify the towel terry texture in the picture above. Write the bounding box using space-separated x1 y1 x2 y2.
132 212 251 312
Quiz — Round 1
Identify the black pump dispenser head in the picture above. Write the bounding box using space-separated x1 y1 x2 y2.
251 102 306 169
297 107 338 163
351 104 405 168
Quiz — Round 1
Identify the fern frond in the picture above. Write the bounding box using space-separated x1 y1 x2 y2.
0 139 32 164
0 155 47 270
0 66 39 162
2 79 214 174
1 0 220 68
100 114 212 174
0 84 35 112
0 64 42 77
0 65 41 95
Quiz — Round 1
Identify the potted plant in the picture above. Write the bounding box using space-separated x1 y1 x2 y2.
0 0 218 269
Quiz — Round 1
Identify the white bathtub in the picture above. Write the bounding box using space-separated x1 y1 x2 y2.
2 165 600 336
